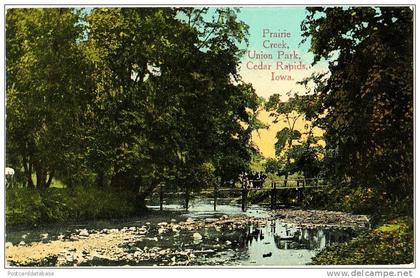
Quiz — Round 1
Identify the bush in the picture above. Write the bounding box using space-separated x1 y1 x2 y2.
6 188 44 226
311 218 414 265
248 190 270 204
302 185 411 223
6 186 141 226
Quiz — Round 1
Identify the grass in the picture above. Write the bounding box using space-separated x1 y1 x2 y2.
376 223 401 233
6 186 143 227
311 218 413 265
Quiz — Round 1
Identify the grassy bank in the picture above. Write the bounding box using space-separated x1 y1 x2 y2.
311 218 414 265
238 182 414 265
302 186 414 265
6 187 143 227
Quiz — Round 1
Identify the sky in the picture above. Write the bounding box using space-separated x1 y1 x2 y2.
236 7 328 100
234 7 328 157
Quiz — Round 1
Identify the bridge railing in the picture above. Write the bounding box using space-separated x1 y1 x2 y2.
268 177 328 189
146 176 329 212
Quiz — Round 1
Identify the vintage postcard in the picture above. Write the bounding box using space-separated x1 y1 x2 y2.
3 2 415 272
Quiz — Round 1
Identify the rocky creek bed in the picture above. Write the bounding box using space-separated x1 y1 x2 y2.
5 209 370 266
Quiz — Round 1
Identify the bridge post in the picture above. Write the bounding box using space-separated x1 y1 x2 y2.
214 183 217 211
271 182 277 210
159 183 164 211
185 186 190 212
296 188 303 205
241 186 248 212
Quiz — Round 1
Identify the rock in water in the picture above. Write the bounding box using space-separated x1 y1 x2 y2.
79 229 89 237
262 252 272 258
172 224 180 232
193 232 202 240
100 229 109 234
5 242 13 248
138 228 148 235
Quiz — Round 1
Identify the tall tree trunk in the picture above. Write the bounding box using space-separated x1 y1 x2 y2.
284 138 293 187
22 156 35 188
96 171 105 187
135 182 158 212
36 168 44 190
46 171 54 188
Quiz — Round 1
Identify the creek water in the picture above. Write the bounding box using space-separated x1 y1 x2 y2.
6 198 360 266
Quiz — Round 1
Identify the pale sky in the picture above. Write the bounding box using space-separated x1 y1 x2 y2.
236 7 328 157
237 7 328 100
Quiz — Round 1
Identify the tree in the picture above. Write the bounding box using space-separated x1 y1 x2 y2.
265 92 322 183
6 7 259 207
84 8 259 205
6 8 93 189
301 7 413 210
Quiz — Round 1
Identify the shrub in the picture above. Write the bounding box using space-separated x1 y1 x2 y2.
6 188 44 226
311 218 414 265
6 186 142 226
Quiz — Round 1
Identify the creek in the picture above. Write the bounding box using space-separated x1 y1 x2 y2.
6 198 368 266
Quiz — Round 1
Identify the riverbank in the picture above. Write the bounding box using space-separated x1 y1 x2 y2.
6 187 143 227
6 208 370 266
311 217 414 265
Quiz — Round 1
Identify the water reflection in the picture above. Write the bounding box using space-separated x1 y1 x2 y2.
235 221 356 265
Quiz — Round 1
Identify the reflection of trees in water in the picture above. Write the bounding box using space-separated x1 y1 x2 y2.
238 221 358 253
274 228 355 250
239 225 265 247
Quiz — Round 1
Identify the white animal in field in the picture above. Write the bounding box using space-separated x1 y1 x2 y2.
5 167 15 187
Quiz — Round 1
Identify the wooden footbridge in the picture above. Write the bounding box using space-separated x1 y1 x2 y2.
152 177 327 212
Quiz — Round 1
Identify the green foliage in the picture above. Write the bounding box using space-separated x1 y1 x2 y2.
264 158 283 174
6 187 138 226
6 7 259 205
83 7 258 197
247 190 270 204
275 128 301 154
249 153 267 172
302 184 411 224
6 188 43 225
6 8 93 189
302 7 413 213
311 218 414 265
265 93 324 181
